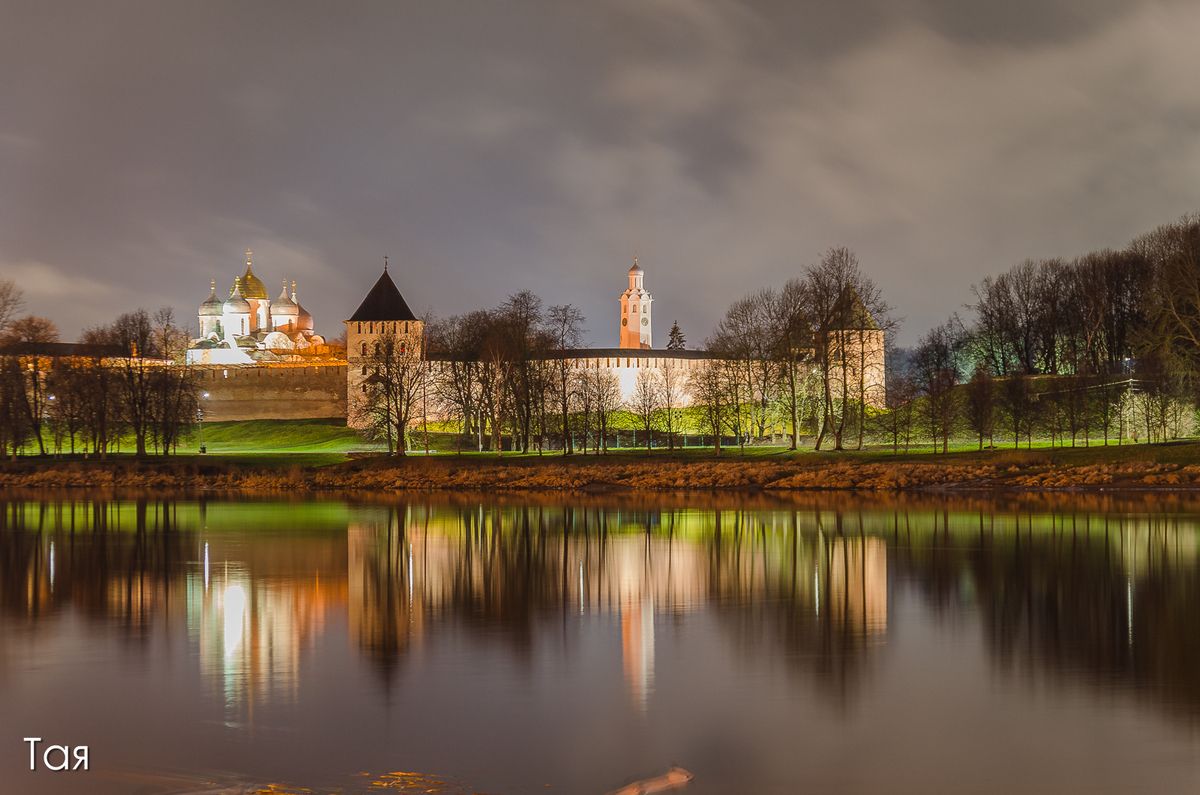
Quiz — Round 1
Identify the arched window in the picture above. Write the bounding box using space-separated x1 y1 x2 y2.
374 342 381 356
360 342 367 355
361 365 367 375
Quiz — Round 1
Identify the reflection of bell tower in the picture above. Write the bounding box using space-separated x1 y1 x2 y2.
619 257 652 349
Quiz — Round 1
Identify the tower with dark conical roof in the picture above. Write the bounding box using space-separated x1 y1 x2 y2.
345 259 423 429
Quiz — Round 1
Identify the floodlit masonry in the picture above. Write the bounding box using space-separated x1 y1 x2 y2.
187 249 326 365
344 256 886 429
163 252 885 425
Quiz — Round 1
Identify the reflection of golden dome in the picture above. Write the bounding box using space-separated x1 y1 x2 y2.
239 249 268 299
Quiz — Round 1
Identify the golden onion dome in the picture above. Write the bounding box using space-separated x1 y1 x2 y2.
238 249 269 299
240 267 268 299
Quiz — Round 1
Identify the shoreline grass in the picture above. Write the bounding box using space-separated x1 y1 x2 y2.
3 437 1200 493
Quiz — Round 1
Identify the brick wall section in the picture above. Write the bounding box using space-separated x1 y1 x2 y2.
195 363 348 421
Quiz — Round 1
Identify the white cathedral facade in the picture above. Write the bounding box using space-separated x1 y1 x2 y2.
188 250 326 364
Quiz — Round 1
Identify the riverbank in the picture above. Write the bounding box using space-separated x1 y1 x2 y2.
4 443 1200 493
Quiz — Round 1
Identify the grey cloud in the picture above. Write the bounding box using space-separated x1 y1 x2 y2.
0 0 1196 346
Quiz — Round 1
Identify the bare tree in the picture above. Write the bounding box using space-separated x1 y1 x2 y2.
355 328 425 455
999 375 1034 449
0 315 60 454
0 356 30 457
964 363 996 450
1 315 59 346
882 368 917 454
654 358 687 450
772 278 809 449
912 319 962 453
629 367 662 450
546 303 585 453
581 365 620 453
806 247 861 450
76 325 120 457
688 358 732 455
0 280 23 336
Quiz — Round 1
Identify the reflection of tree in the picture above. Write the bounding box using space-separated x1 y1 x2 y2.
0 498 190 638
348 505 419 686
345 504 891 707
7 496 1200 729
896 509 1200 724
703 510 888 709
0 497 350 717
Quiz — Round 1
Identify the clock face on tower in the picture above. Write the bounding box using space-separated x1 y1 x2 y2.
622 318 628 326
641 317 648 326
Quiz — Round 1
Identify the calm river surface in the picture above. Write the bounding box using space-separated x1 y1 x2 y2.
1 494 1198 794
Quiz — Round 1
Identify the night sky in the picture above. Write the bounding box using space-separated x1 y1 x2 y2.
2 0 1198 345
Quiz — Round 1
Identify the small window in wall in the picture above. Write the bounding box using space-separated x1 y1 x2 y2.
222 369 228 378
361 342 367 355
361 365 367 375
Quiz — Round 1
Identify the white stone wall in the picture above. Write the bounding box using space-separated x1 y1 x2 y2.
568 354 702 405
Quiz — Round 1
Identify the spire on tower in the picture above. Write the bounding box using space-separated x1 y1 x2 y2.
245 248 254 270
384 255 389 272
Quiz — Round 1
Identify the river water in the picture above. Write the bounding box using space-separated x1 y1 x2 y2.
0 494 1197 794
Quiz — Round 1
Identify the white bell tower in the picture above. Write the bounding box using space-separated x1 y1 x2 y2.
619 257 652 349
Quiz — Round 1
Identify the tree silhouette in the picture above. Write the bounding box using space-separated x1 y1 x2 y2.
666 320 686 350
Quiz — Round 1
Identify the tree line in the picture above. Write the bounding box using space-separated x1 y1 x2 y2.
0 280 199 458
900 213 1200 452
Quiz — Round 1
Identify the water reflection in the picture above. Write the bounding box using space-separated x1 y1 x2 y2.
0 496 1198 792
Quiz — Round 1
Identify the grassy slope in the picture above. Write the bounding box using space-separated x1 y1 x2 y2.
186 419 384 455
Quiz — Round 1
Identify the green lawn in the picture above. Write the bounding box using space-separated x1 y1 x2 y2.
185 419 385 455
15 415 1200 468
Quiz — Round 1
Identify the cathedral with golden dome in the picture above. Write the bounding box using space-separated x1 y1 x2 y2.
187 250 326 364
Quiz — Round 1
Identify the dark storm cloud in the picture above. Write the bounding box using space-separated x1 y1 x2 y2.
1 0 1197 345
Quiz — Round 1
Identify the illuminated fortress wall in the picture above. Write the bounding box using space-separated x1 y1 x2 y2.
195 363 348 421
